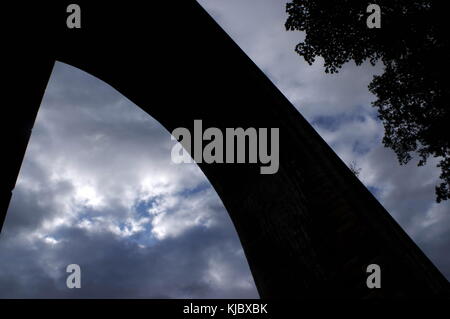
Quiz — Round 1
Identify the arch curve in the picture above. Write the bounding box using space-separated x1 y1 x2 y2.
2 1 448 298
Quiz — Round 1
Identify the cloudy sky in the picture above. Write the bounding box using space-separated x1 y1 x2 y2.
0 1 448 298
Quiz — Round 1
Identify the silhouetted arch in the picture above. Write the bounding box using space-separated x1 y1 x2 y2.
2 2 448 298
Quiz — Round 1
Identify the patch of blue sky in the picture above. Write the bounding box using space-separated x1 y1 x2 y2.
176 182 211 198
311 108 368 132
367 185 382 199
352 139 374 156
133 197 160 218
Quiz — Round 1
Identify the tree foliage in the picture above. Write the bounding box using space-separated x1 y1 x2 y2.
286 0 450 202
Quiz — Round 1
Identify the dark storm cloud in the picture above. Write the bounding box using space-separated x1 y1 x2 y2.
0 214 253 298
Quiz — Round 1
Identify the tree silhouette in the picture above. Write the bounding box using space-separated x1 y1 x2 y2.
285 0 450 202
349 160 362 178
